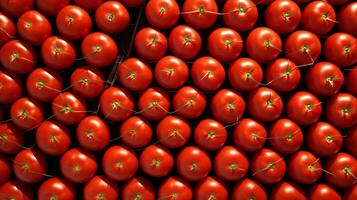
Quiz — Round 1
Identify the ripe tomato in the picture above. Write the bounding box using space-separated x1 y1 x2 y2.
35 121 71 156
346 126 357 157
345 66 357 96
154 55 189 89
140 144 174 177
251 148 286 184
266 58 301 92
60 148 97 184
324 33 357 68
122 177 155 200
117 0 146 7
156 115 191 149
176 146 211 181
0 0 34 17
95 1 130 34
0 180 33 200
306 62 344 96
36 0 70 17
245 27 282 62
100 87 134 121
222 0 258 32
70 66 105 99
10 97 44 130
302 1 336 35
0 13 17 46
134 27 167 60
0 123 24 154
308 183 342 200
56 5 92 40
191 56 225 91
286 91 322 126
0 156 11 184
0 40 36 74
287 151 322 184
194 119 226 151
52 92 87 125
233 118 267 152
0 70 22 104
168 25 202 60
38 178 75 200
158 177 193 200
208 28 243 61
232 178 267 200
325 93 357 128
182 0 218 30
74 0 104 12
13 149 47 183
145 0 179 29
270 182 307 200
41 36 76 70
83 176 119 200
102 145 138 181
194 177 228 200
138 87 170 120
120 116 152 148
172 86 206 119
118 58 153 91
338 2 357 37
26 67 63 102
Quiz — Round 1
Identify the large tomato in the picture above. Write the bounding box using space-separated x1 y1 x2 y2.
232 178 267 200
228 58 263 91
10 97 44 130
182 0 218 30
0 180 33 200
0 123 24 154
208 28 243 61
120 116 152 148
138 87 170 120
325 93 357 128
158 177 193 200
172 86 206 119
118 58 153 91
0 156 11 184
194 177 228 200
134 27 167 60
13 149 47 183
121 177 155 200
83 176 119 200
270 182 307 200
70 66 105 99
194 119 227 151
287 151 322 184
145 0 179 29
0 0 34 17
95 1 130 34
233 118 267 152
308 183 342 200
222 0 258 32
0 13 17 46
140 144 174 177
0 70 22 104
338 2 357 37
346 126 357 157
38 178 75 200
36 0 70 17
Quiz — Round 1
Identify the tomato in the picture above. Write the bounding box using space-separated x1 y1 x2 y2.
0 40 36 74
0 0 34 17
154 55 189 89
285 30 321 66
140 144 174 177
169 25 202 60
38 178 75 200
191 56 225 91
286 91 322 126
36 0 70 17
120 116 152 148
117 0 146 7
0 180 33 200
266 58 301 92
208 28 243 61
138 87 170 120
0 12 17 46
194 177 228 200
56 5 92 40
36 121 71 156
0 70 22 104
121 177 155 200
345 66 357 96
324 33 357 68
302 1 336 35
251 148 286 184
172 86 206 119
176 146 211 181
338 2 357 37
145 0 179 29
194 119 227 151
228 57 263 91
10 97 44 130
83 176 119 200
158 177 193 200
156 115 191 149
134 27 167 60
233 118 267 152
306 62 344 96
245 27 282 62
223 0 258 32
182 0 218 30
309 183 342 200
0 156 11 184
325 93 357 128
26 67 62 102
13 149 47 183
52 92 87 125
70 66 105 99
74 0 104 12
346 126 357 157
76 115 110 151
0 123 24 154
102 145 138 181
344 185 357 200
265 0 301 34
232 178 267 200
95 1 129 34
324 152 357 188
287 151 322 184
118 58 153 91
270 182 307 200
60 148 97 184
100 87 134 121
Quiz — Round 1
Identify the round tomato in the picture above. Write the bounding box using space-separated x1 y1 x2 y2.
222 0 258 32
158 177 193 200
10 97 44 130
74 0 104 12
0 0 34 17
287 151 322 184
140 144 174 177
145 0 179 29
208 28 243 61
172 86 206 119
232 178 267 200
100 87 134 121
346 126 357 157
36 0 70 17
70 66 105 99
118 58 153 91
38 178 75 200
95 1 130 34
134 27 167 60
0 70 22 104
325 93 357 128
13 149 47 183
52 92 87 125
309 183 342 200
302 1 336 35
345 66 357 96
233 118 267 152
270 182 307 200
0 123 24 154
0 13 17 46
120 116 152 148
338 2 357 37
121 177 155 200
83 176 119 200
194 119 227 151
0 156 11 184
182 0 218 30
117 0 146 7
0 180 33 200
194 177 228 200
138 87 170 120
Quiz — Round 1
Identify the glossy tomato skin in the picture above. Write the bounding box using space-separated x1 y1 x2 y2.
223 0 258 32
38 178 75 200
95 1 130 34
232 178 267 200
208 28 243 61
0 156 11 184
10 97 44 130
0 70 22 104
117 0 146 7
83 176 119 200
233 118 267 152
270 181 307 200
173 86 206 119
194 176 228 200
169 25 202 60
345 66 357 96
346 126 357 157
52 92 87 125
338 2 357 37
0 13 17 46
120 116 152 148
102 145 138 181
0 0 34 18
74 0 104 12
182 0 218 30
324 33 357 68
134 27 167 60
13 149 47 183
121 177 155 200
140 144 174 177
287 151 322 184
36 0 70 17
158 177 193 200
138 87 170 120
145 0 180 29
308 183 342 200
194 119 227 151
0 180 34 200
0 123 24 154
118 58 153 91
70 66 105 99
325 93 357 128
302 1 336 35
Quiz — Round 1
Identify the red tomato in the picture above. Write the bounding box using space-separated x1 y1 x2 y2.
194 119 227 151
194 177 228 200
0 0 34 17
345 66 357 96
286 91 322 126
70 66 105 99
306 62 344 96
138 87 170 120
117 0 146 7
95 1 130 34
120 116 152 148
74 0 104 12
38 178 75 200
338 2 357 37
182 0 218 29
0 69 22 104
265 0 301 34
0 123 24 154
168 25 202 60
0 40 36 74
158 177 193 200
26 67 62 102
232 178 267 200
118 58 153 91
266 58 301 92
325 93 357 128
100 87 134 121
176 146 211 181
0 156 11 184
245 27 282 62
10 97 44 130
233 118 267 152
191 56 225 91
0 180 33 200
222 0 258 32
52 92 87 125
140 144 174 177
270 181 307 200
156 115 191 149
102 145 138 181
309 183 342 200
154 55 189 89
60 148 97 184
83 176 119 200
134 27 167 60
208 28 243 61
122 177 155 200
56 5 92 40
36 0 70 17
346 126 357 157
172 86 206 119
13 149 47 183
324 33 357 68
145 0 180 29
41 36 76 70
344 185 357 200
35 121 71 156
302 1 336 35
287 151 322 184
0 12 17 46
251 148 286 184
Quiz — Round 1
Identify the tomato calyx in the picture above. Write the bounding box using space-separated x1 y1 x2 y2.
24 21 32 29
36 79 46 89
342 167 357 180
225 39 233 47
96 192 105 200
183 35 192 45
134 193 143 200
127 71 137 80
208 194 217 200
159 6 167 15
252 157 284 176
325 76 336 87
73 163 81 173
343 45 351 54
264 40 282 52
341 107 351 115
10 51 20 63
170 129 185 140
283 12 291 21
16 109 30 120
198 6 206 14
307 158 321 172
66 15 74 24
150 158 161 167
190 163 198 171
207 131 216 139
325 134 335 143
86 130 95 139
80 77 90 86
106 13 115 22
148 33 159 46
201 70 213 80
228 163 246 172
94 45 103 54
115 162 124 169
50 134 60 143
49 196 58 200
